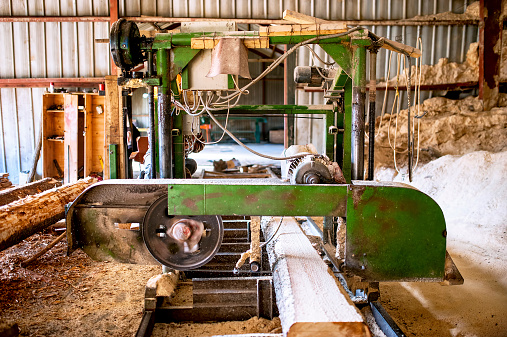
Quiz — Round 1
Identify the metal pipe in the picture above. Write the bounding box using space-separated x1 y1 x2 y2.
122 91 129 178
407 56 413 182
351 45 366 181
158 92 172 178
0 16 479 26
157 48 173 178
146 50 156 178
148 86 155 178
368 49 377 181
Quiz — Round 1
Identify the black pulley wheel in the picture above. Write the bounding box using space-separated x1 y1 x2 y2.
110 18 144 71
185 158 198 175
142 196 224 270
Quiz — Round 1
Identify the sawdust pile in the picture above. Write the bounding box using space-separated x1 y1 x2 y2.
381 42 479 86
152 316 282 336
372 94 507 171
376 151 507 336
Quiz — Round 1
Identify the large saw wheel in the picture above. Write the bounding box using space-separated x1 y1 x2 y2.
142 196 223 270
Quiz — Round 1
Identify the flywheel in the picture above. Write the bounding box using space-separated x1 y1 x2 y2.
142 196 224 270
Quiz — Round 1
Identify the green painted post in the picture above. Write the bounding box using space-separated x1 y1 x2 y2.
108 144 118 179
343 80 352 182
350 39 368 181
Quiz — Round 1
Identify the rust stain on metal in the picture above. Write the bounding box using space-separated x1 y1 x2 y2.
182 198 198 213
205 192 223 199
351 186 365 209
245 194 259 204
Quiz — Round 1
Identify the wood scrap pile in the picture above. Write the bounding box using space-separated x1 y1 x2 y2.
0 173 12 190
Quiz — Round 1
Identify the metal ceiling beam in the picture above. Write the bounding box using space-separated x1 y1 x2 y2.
0 16 110 22
0 16 479 26
0 78 104 88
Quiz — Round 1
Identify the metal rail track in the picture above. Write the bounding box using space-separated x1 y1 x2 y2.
135 215 407 337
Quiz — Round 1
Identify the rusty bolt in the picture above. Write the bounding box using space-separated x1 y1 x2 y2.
172 222 192 241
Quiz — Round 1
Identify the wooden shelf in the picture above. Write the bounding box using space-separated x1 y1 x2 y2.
42 92 105 183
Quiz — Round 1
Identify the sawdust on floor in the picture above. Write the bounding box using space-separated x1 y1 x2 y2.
0 233 281 336
376 151 507 337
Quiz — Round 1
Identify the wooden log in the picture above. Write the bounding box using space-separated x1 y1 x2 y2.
261 217 371 337
0 177 62 207
0 177 96 251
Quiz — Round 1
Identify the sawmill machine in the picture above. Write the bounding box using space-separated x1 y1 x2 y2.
66 19 462 286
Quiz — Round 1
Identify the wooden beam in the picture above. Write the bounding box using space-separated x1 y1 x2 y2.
0 177 96 251
261 217 371 337
110 0 119 74
259 23 347 37
104 75 124 179
283 10 329 24
0 77 104 88
190 37 269 49
479 0 501 110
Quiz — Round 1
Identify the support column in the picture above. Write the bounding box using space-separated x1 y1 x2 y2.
479 0 502 110
350 43 367 181
157 48 173 178
284 44 296 148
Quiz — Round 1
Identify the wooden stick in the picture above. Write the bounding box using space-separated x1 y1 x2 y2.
20 231 67 267
27 116 43 183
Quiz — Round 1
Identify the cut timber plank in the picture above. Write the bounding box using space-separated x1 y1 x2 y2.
0 178 61 207
0 177 96 251
259 23 347 37
282 9 329 24
261 217 371 337
191 36 269 49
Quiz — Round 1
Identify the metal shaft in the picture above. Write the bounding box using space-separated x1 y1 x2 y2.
158 92 172 178
157 48 173 178
368 50 377 181
351 45 367 181
146 50 156 179
122 91 129 178
406 56 413 182
148 85 156 178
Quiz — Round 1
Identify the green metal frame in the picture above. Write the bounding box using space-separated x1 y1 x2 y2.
93 25 450 282
108 144 118 179
165 181 446 281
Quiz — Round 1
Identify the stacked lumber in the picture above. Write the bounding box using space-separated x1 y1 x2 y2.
0 173 12 190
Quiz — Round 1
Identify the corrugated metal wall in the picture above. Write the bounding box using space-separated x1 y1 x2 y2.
0 0 477 182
